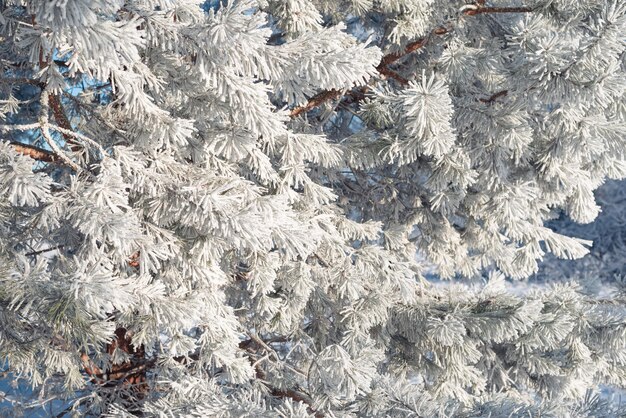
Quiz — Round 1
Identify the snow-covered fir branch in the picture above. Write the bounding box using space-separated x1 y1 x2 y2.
0 0 625 416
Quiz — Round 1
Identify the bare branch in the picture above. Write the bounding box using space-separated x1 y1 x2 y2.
376 37 430 70
48 93 82 152
39 92 80 171
463 6 533 15
479 90 509 103
377 67 410 85
8 141 59 163
290 89 344 117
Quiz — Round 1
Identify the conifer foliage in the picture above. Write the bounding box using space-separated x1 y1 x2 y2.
0 0 625 416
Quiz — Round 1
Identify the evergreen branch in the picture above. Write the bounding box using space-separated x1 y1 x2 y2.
289 26 450 116
2 91 102 168
98 359 155 383
1 116 107 161
290 2 532 117
2 1 624 415
246 333 308 377
290 30 442 117
40 124 80 171
3 64 82 169
21 17 82 165
239 335 290 350
313 253 330 268
290 36 432 117
82 349 152 388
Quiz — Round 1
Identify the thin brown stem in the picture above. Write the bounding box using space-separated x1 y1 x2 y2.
377 67 409 85
48 93 81 151
290 89 343 117
479 90 508 103
9 141 60 163
464 6 532 15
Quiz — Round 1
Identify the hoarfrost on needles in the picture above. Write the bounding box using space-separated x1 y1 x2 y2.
0 0 625 416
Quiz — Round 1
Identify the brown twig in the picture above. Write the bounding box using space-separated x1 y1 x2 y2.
290 89 344 117
377 67 409 85
479 89 508 103
48 93 81 151
463 6 532 15
376 37 430 70
9 141 60 163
